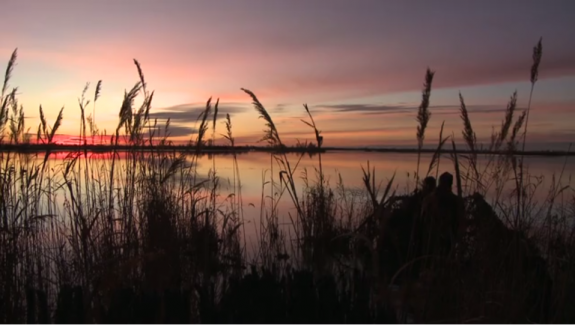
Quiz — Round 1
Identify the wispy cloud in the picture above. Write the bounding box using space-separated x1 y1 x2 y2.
148 103 248 124
149 124 199 138
316 104 410 114
315 103 511 116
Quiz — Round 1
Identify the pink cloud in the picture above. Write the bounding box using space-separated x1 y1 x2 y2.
8 33 574 109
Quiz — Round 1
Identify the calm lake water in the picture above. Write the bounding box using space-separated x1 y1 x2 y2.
191 151 574 209
12 150 575 250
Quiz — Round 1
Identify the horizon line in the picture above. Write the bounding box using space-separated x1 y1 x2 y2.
1 143 573 157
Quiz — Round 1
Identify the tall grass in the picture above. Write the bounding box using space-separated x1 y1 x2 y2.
0 37 574 323
415 68 435 188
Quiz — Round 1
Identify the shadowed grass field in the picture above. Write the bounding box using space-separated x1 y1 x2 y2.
1 39 574 323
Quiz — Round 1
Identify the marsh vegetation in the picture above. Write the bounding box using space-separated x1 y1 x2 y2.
1 39 574 323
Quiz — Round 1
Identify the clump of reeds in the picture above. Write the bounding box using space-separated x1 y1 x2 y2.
241 88 302 264
0 49 18 142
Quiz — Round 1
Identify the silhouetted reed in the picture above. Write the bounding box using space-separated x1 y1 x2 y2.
415 68 435 188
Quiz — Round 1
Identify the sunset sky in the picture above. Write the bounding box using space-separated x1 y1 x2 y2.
1 0 575 149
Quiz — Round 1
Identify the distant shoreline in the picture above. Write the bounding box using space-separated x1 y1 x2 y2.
0 143 573 157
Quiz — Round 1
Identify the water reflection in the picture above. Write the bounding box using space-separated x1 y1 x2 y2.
10 150 574 249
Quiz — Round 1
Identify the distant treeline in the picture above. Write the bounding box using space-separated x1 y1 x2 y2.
0 143 573 156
